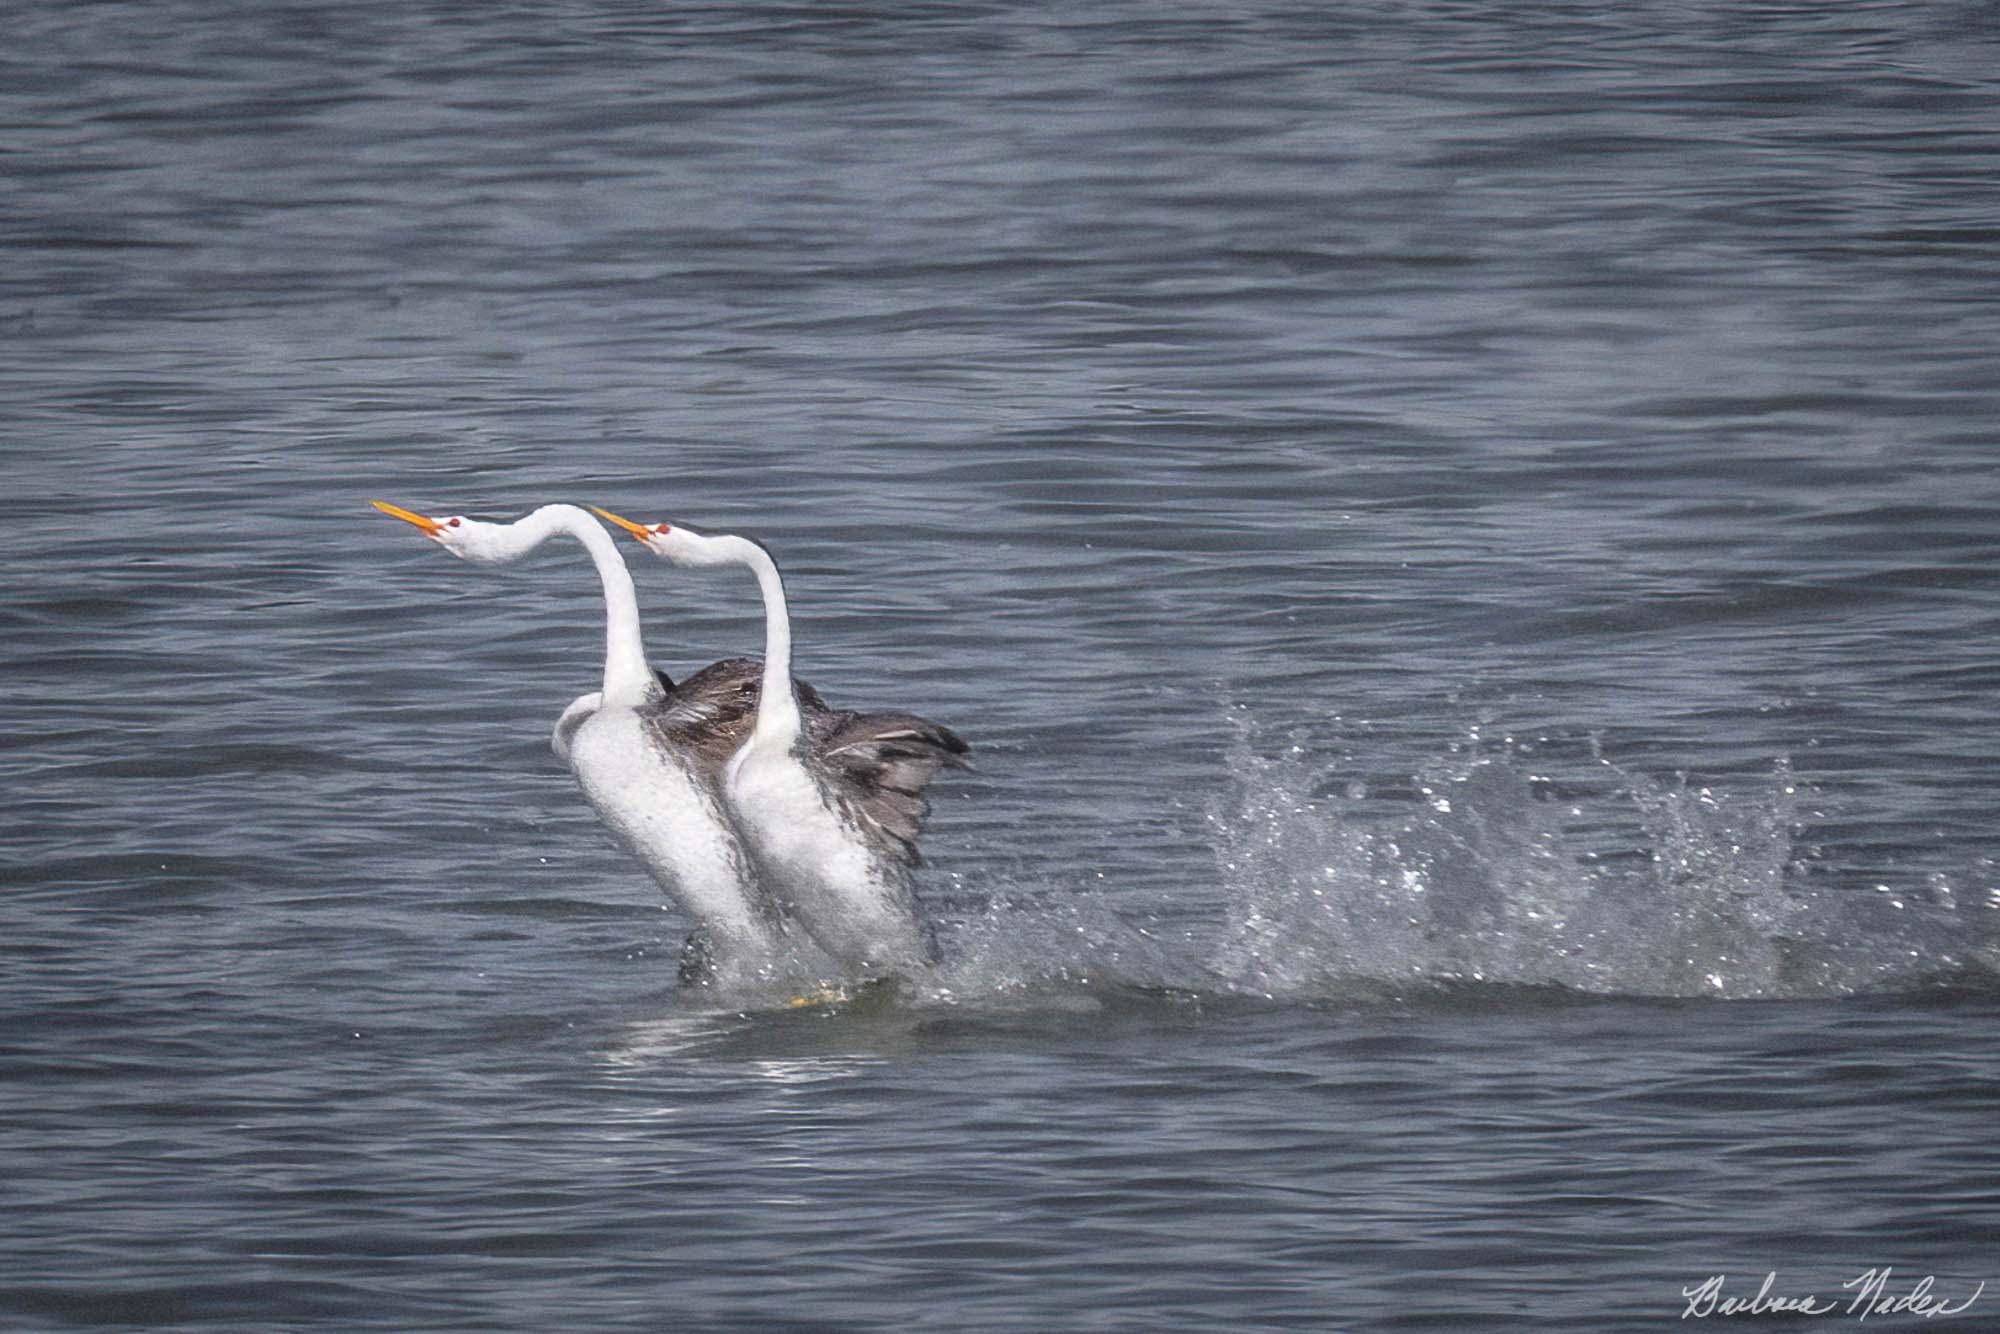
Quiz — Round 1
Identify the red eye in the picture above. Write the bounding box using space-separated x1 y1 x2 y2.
448 518 462 528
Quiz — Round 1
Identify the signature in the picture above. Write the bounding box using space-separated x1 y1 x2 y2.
1682 1269 1985 1321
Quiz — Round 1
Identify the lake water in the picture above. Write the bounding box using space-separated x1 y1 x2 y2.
4 1 1998 1329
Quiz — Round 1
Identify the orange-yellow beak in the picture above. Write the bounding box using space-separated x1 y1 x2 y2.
371 499 445 537
591 506 660 544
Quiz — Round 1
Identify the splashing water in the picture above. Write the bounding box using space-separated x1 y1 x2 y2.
1205 722 1995 1001
647 716 1996 1027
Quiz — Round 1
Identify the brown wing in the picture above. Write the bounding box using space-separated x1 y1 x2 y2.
807 708 971 870
643 658 832 783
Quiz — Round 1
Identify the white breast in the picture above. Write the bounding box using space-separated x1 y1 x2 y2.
725 739 930 974
566 705 772 958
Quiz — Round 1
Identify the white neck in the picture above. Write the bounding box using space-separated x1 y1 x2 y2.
500 506 657 707
710 534 800 745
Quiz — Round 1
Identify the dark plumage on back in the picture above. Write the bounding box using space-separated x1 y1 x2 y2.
640 656 968 868
642 658 830 783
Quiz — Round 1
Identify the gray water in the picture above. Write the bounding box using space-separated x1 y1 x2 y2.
5 2 1999 1329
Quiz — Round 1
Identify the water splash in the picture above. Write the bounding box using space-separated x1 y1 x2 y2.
925 884 1212 1006
1205 720 1996 1000
636 716 1996 1034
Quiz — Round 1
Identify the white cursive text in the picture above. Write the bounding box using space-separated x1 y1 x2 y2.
1681 1269 1984 1321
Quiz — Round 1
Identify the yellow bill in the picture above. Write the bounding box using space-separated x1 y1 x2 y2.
371 499 445 536
590 506 658 543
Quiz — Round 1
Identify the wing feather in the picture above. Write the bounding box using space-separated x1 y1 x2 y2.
809 709 971 868
639 658 969 865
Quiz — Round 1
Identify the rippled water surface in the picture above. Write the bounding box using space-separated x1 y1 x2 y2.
6 2 2000 1329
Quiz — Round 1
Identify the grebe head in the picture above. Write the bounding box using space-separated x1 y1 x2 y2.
591 506 745 569
370 500 519 565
